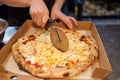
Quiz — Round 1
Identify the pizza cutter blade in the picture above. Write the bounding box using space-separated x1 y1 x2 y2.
45 19 69 52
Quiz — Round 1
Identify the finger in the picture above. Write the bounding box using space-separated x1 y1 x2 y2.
51 15 56 20
41 15 49 28
36 17 42 27
61 18 73 29
61 17 73 29
30 13 36 23
31 12 41 26
68 16 78 26
52 13 73 29
65 20 73 29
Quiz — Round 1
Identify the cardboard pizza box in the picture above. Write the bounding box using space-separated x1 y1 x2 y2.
0 20 112 80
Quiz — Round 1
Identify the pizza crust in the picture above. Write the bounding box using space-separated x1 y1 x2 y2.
12 42 51 78
12 27 98 78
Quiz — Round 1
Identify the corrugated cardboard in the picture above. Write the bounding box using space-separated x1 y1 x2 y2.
0 20 112 80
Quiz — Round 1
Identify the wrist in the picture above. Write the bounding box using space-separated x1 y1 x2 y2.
52 0 65 10
25 0 31 7
29 0 45 6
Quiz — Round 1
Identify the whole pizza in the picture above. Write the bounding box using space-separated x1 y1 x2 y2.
12 27 98 78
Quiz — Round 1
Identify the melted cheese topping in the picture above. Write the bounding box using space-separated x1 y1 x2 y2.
17 29 93 72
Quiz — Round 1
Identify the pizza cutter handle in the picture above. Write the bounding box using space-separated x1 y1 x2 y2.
45 19 55 30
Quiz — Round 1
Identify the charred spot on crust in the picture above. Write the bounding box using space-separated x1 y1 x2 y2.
56 64 64 68
17 63 29 73
22 37 25 40
89 47 91 50
44 78 50 80
94 46 97 50
63 72 69 77
29 35 36 40
81 69 85 73
80 35 86 41
29 34 35 37
18 63 23 70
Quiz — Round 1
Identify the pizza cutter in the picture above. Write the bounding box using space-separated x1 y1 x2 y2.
45 19 69 52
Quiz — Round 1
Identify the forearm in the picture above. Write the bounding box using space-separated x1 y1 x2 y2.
0 0 31 7
52 0 65 10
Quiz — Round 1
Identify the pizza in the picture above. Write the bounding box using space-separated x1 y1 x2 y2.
12 27 98 78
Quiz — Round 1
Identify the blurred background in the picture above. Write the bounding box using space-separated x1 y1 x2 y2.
0 0 120 80
1 0 120 26
62 0 120 25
